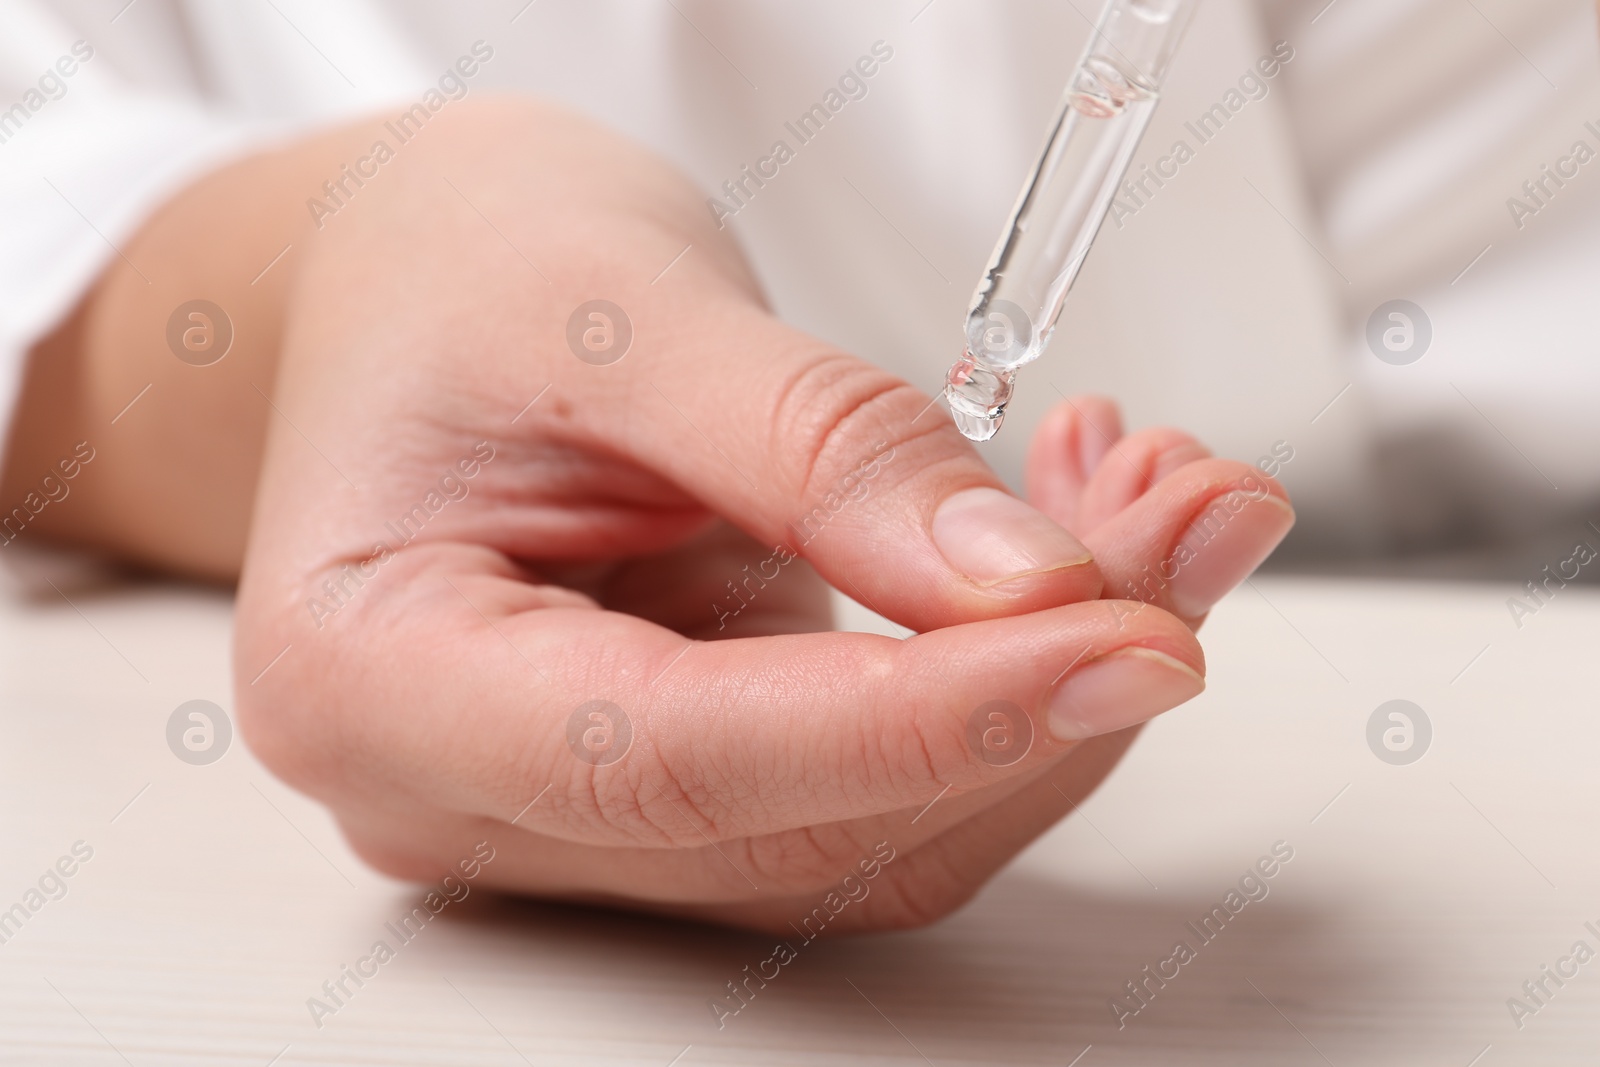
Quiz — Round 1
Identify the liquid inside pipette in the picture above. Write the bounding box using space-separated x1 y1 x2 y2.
945 54 1161 442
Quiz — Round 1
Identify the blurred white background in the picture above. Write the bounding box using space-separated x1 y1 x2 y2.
395 0 1600 575
6 0 1598 573
5 4 1600 1063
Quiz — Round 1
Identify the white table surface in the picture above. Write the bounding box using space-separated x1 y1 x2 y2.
2 574 1597 1064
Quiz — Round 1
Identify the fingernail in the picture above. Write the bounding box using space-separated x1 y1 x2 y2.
1047 647 1204 741
932 487 1093 586
1167 492 1295 618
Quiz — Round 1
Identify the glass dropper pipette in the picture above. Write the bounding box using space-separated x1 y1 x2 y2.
945 0 1199 441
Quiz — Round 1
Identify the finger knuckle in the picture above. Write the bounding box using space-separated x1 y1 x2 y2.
770 353 940 514
861 850 981 931
866 649 974 793
740 825 878 894
577 754 738 849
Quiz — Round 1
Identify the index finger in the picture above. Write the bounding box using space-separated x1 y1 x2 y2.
238 542 1205 849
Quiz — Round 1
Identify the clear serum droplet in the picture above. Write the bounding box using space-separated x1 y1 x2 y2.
945 351 1014 442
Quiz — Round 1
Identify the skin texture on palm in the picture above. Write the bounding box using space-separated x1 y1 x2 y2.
1 97 1292 933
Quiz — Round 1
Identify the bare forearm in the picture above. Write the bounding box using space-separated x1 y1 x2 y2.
1 120 390 580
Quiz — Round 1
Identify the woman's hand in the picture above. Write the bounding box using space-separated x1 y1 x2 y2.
232 98 1293 931
7 97 1291 932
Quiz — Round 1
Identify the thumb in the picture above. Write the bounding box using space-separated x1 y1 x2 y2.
565 299 1103 633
